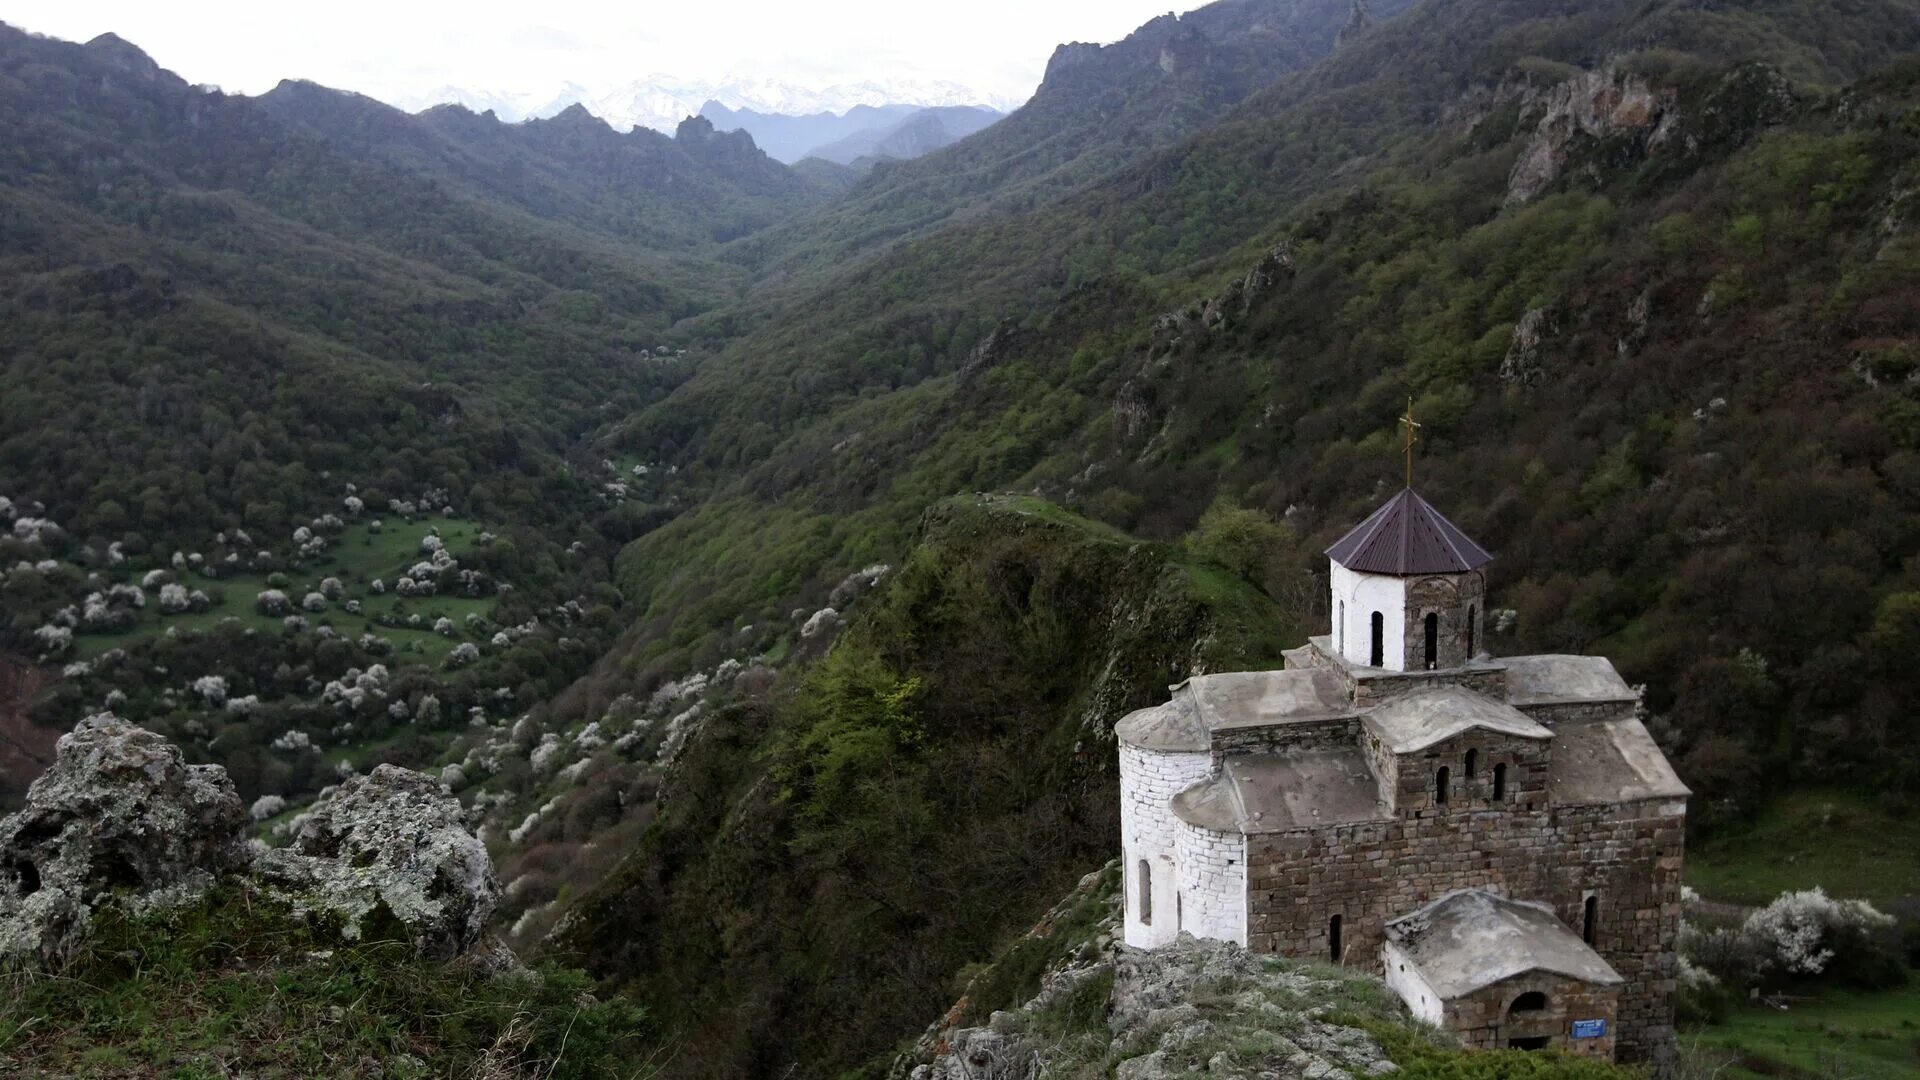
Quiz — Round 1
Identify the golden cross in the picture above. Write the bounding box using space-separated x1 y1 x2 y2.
1399 397 1421 489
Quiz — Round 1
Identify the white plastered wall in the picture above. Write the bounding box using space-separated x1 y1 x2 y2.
1172 817 1247 945
1383 941 1448 1025
1119 742 1213 948
1331 561 1408 671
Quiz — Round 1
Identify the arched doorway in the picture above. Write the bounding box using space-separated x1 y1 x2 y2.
1369 611 1384 667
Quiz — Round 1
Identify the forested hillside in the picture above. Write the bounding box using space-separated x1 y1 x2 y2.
598 0 1920 820
0 24 819 545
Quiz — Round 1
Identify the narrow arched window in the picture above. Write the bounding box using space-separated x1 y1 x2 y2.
1338 601 1346 654
1467 604 1477 658
1465 749 1478 779
1492 763 1507 802
1369 611 1384 667
1583 895 1599 946
1138 859 1152 926
1435 766 1451 805
1424 612 1439 669
1329 914 1343 964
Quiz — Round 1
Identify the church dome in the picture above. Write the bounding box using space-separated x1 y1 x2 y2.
1325 489 1491 575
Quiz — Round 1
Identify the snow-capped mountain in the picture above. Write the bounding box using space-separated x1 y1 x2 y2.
395 76 1025 134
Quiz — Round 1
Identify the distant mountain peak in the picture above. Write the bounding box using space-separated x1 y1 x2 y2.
675 114 717 140
82 32 165 81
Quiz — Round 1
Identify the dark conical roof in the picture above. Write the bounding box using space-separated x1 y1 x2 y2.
1325 489 1491 575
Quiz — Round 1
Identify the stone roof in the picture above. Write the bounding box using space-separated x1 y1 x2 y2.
1115 693 1209 752
1503 654 1637 707
1549 717 1692 804
1184 669 1354 733
1120 669 1355 751
1385 890 1623 999
1361 686 1552 753
1325 489 1492 576
1171 747 1388 834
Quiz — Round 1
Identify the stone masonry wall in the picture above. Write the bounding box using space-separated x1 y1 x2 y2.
1119 742 1212 948
1353 665 1509 709
1370 729 1552 816
1402 572 1486 671
1243 797 1685 1064
1512 699 1636 727
1212 717 1360 764
1173 817 1247 945
1445 972 1618 1060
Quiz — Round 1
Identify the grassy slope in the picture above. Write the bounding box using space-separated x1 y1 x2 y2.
1686 790 1920 908
1685 984 1920 1080
0 888 648 1079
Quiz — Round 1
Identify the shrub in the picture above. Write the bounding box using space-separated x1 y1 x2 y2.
1739 887 1902 988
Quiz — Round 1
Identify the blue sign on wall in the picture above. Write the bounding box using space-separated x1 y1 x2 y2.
1571 1019 1608 1039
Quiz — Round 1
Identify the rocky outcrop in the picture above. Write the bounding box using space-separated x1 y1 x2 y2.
959 322 1024 385
902 866 1402 1080
1499 306 1558 385
910 932 1400 1080
254 765 499 959
0 716 499 968
0 713 246 967
1335 0 1374 48
1507 65 1676 204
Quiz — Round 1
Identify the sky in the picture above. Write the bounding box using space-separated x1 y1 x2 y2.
0 1 1194 108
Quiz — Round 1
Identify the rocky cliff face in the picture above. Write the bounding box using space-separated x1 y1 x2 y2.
0 713 499 969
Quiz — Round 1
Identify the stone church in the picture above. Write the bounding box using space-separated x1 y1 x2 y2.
1117 487 1688 1066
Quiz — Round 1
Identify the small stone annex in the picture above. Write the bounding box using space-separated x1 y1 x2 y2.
1116 486 1688 1068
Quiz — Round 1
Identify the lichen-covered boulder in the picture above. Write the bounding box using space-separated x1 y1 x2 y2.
0 713 247 967
253 764 498 959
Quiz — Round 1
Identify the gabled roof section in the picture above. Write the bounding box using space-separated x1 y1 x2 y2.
1325 488 1492 575
1385 890 1624 999
1549 717 1692 805
1362 686 1552 754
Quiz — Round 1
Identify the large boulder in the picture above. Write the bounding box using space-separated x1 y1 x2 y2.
0 712 247 967
254 764 498 959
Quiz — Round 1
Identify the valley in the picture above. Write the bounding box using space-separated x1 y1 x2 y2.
2 0 1919 1076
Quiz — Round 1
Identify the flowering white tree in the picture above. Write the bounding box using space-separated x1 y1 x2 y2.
33 623 73 656
343 495 364 516
1741 887 1895 977
158 583 190 613
190 675 228 707
434 617 456 637
445 642 480 669
142 569 170 589
256 589 289 615
301 592 328 612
